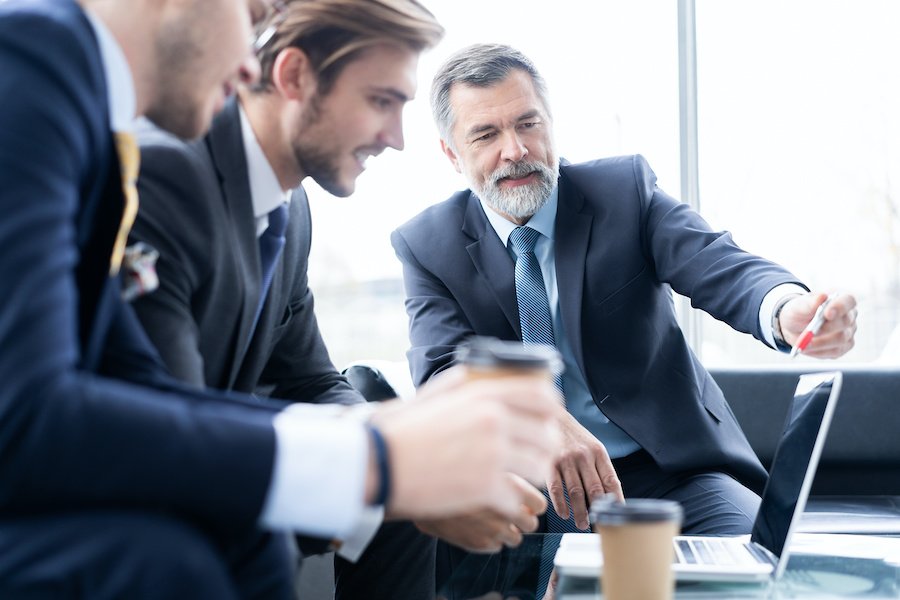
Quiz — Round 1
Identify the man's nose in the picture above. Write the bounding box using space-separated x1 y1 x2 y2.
500 131 528 162
381 113 405 151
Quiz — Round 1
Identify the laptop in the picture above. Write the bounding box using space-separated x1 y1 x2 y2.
554 371 843 583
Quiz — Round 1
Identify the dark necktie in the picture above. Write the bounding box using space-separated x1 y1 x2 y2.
258 203 288 307
237 203 288 362
509 226 583 536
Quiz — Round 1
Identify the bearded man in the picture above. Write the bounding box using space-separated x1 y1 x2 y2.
392 43 859 552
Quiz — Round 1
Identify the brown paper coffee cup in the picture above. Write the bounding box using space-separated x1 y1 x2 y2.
590 497 683 600
457 336 562 382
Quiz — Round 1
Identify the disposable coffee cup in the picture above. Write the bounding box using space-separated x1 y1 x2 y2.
590 497 683 600
457 336 562 382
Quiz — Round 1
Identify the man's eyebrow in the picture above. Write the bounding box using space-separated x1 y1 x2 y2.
368 86 411 103
464 110 543 139
516 109 542 122
465 123 497 138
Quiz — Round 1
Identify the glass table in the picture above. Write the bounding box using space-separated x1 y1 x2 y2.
437 534 900 599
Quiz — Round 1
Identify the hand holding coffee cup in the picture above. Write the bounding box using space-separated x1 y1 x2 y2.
457 336 565 490
379 337 563 518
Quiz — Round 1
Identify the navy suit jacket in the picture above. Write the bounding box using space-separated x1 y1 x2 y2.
132 100 361 406
0 0 280 529
392 155 804 492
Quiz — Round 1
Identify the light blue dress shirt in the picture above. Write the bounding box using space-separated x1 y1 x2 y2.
479 190 641 459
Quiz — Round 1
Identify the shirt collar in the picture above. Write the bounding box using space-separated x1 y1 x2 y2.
82 8 135 132
239 103 291 231
479 185 559 248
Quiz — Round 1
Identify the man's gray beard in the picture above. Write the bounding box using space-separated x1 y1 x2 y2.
474 160 559 220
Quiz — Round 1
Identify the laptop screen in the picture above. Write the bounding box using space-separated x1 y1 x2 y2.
749 372 841 563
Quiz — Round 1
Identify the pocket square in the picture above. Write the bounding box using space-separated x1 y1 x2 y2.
121 242 159 301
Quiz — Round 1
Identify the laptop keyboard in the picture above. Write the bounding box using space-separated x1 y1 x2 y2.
676 539 767 566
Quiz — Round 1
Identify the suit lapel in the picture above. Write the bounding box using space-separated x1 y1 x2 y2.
555 170 592 378
75 29 124 368
78 146 126 368
462 194 521 335
206 100 262 387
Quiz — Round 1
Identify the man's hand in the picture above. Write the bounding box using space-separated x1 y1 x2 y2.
371 366 564 520
779 292 857 358
549 412 623 530
415 473 546 553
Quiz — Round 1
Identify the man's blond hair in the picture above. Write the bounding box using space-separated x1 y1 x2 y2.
253 0 443 94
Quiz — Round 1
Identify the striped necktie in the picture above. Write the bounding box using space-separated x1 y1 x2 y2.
509 226 584 535
110 131 140 276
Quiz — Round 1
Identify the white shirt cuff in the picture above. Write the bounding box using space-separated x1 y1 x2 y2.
336 506 385 562
259 406 369 539
759 283 808 347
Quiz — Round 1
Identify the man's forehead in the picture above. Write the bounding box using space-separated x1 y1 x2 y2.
340 43 420 99
450 74 544 125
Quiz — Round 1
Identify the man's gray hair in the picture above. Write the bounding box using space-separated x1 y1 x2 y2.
430 43 551 147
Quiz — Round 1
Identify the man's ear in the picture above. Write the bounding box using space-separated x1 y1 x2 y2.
271 47 317 102
440 139 463 174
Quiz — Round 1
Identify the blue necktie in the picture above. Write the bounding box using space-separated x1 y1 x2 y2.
509 226 583 536
254 202 288 324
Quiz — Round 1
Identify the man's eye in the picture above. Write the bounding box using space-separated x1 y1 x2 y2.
371 96 392 110
474 132 496 143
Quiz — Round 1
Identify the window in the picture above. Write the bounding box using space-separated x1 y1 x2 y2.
694 0 900 366
307 1 681 369
307 1 890 371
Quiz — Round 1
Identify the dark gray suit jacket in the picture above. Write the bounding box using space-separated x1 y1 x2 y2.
392 155 805 493
132 99 361 406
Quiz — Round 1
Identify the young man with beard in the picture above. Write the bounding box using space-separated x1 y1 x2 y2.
130 2 553 597
392 43 859 551
0 1 563 595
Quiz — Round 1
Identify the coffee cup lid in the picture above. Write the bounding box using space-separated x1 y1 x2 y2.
590 496 683 526
458 337 562 374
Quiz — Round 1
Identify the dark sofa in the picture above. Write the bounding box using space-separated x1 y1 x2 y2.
710 365 900 496
711 365 900 534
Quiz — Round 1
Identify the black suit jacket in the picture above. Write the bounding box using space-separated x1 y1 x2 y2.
0 0 280 529
132 100 361 406
392 155 805 492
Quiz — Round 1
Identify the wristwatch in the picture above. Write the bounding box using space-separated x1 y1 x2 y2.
772 294 801 353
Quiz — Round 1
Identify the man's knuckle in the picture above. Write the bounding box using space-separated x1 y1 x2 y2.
587 484 606 497
547 482 565 495
603 474 622 488
567 484 585 498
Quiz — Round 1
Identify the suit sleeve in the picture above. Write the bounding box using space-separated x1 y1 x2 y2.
629 155 804 341
130 133 214 387
259 192 364 405
390 228 472 387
